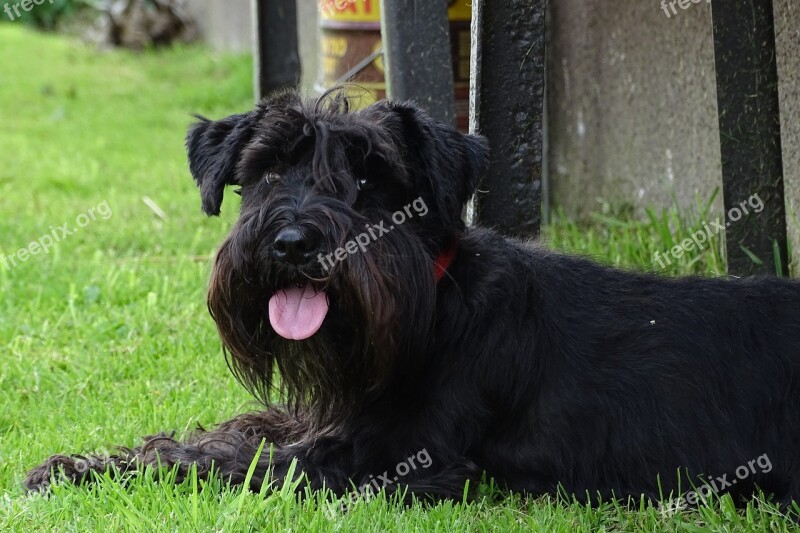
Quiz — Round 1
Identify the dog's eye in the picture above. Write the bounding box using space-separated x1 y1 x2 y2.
264 172 279 185
357 178 376 192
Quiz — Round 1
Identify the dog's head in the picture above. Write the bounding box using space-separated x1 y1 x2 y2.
186 89 488 421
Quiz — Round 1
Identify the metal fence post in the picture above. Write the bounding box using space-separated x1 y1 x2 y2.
252 0 301 100
711 0 788 276
379 0 455 126
470 0 546 237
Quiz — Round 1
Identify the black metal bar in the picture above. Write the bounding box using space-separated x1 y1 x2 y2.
471 0 546 237
379 0 455 126
710 0 788 276
252 0 301 100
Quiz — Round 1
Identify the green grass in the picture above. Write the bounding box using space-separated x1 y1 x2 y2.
544 192 729 277
0 25 796 532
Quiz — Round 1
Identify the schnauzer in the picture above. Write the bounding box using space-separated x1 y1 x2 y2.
25 89 800 510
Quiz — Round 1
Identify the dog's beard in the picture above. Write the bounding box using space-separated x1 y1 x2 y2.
208 218 437 426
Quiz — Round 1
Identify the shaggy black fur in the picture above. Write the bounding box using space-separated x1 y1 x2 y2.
25 89 800 510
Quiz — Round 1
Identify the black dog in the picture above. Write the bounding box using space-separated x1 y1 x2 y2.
25 90 800 510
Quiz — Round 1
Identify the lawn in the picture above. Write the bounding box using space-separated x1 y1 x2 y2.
0 24 795 532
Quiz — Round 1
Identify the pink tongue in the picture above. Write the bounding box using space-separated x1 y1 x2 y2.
268 285 329 340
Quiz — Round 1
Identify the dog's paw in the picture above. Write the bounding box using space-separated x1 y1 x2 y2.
23 455 85 492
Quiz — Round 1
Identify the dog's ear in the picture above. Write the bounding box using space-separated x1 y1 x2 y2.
186 110 262 216
186 91 303 216
373 101 489 232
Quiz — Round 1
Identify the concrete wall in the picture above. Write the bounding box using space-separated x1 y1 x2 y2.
184 0 253 54
547 0 800 246
547 0 722 219
775 0 800 269
296 0 320 94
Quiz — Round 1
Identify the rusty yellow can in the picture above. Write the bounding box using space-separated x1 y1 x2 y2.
316 0 471 131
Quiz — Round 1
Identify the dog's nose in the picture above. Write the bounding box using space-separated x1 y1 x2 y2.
272 228 318 265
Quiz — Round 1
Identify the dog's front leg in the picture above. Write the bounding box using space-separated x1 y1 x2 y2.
375 459 482 504
23 408 329 492
23 430 213 493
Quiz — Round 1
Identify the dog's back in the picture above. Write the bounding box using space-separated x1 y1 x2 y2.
450 227 800 504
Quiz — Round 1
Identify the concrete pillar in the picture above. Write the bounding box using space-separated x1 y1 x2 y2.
775 1 800 274
184 0 254 54
547 0 722 219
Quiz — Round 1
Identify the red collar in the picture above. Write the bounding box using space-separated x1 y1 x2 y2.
434 239 459 283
